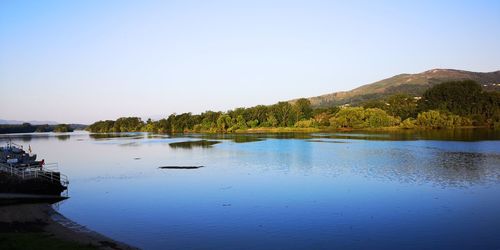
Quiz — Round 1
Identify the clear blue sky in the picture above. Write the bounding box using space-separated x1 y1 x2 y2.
1 0 499 124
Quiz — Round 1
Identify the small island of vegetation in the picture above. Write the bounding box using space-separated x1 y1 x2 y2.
86 80 500 133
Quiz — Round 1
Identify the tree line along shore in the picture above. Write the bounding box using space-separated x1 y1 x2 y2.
0 124 75 134
89 80 497 133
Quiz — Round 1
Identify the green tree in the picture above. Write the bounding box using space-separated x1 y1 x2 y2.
266 113 278 127
87 120 115 133
247 119 259 128
113 117 144 132
362 99 386 110
236 115 247 129
141 118 157 132
415 110 471 129
217 114 232 132
385 94 417 120
363 108 400 128
271 102 295 126
249 105 268 124
399 118 416 129
293 98 313 120
418 80 483 116
53 124 73 133
329 107 399 129
313 112 331 126
329 107 366 128
295 119 318 128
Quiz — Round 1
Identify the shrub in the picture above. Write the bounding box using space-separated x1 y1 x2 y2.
313 112 331 126
363 108 400 128
494 122 500 130
330 107 366 128
416 110 446 128
329 107 399 129
400 118 416 129
295 119 318 128
247 119 259 128
192 124 202 132
53 124 74 133
415 110 471 129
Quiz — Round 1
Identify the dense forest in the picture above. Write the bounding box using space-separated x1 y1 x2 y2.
87 80 500 133
0 123 76 134
53 124 74 133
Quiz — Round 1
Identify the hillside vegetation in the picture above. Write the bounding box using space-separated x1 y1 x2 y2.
294 69 500 107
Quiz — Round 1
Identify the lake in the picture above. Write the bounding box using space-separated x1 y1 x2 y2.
2 130 500 249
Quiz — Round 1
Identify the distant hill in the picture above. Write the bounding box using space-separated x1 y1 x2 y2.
293 69 500 107
0 119 59 125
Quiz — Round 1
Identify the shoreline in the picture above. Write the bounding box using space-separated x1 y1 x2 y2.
0 126 495 135
203 125 495 134
0 203 138 250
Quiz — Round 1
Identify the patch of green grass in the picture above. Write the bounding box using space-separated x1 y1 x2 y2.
0 233 98 250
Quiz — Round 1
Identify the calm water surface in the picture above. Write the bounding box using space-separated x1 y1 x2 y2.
2 130 500 249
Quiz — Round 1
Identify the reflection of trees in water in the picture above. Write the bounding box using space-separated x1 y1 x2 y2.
0 134 54 142
429 151 499 186
20 136 33 142
317 129 500 141
361 148 500 187
145 134 169 139
118 142 141 147
56 135 70 141
89 133 143 140
231 136 263 143
195 129 499 142
412 129 500 141
196 133 279 143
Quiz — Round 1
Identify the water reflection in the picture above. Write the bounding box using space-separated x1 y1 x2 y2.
169 128 500 142
2 131 500 249
307 139 347 143
56 134 71 141
168 140 220 149
430 151 498 186
351 145 500 187
177 133 263 143
88 133 144 140
0 133 53 142
313 128 500 141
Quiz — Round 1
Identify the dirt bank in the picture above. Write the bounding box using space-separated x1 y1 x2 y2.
0 203 139 250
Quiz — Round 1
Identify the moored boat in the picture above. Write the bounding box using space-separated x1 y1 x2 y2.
0 140 69 199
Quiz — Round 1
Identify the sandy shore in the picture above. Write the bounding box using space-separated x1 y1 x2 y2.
0 203 139 250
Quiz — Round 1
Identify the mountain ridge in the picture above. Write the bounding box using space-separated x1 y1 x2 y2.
292 69 500 107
